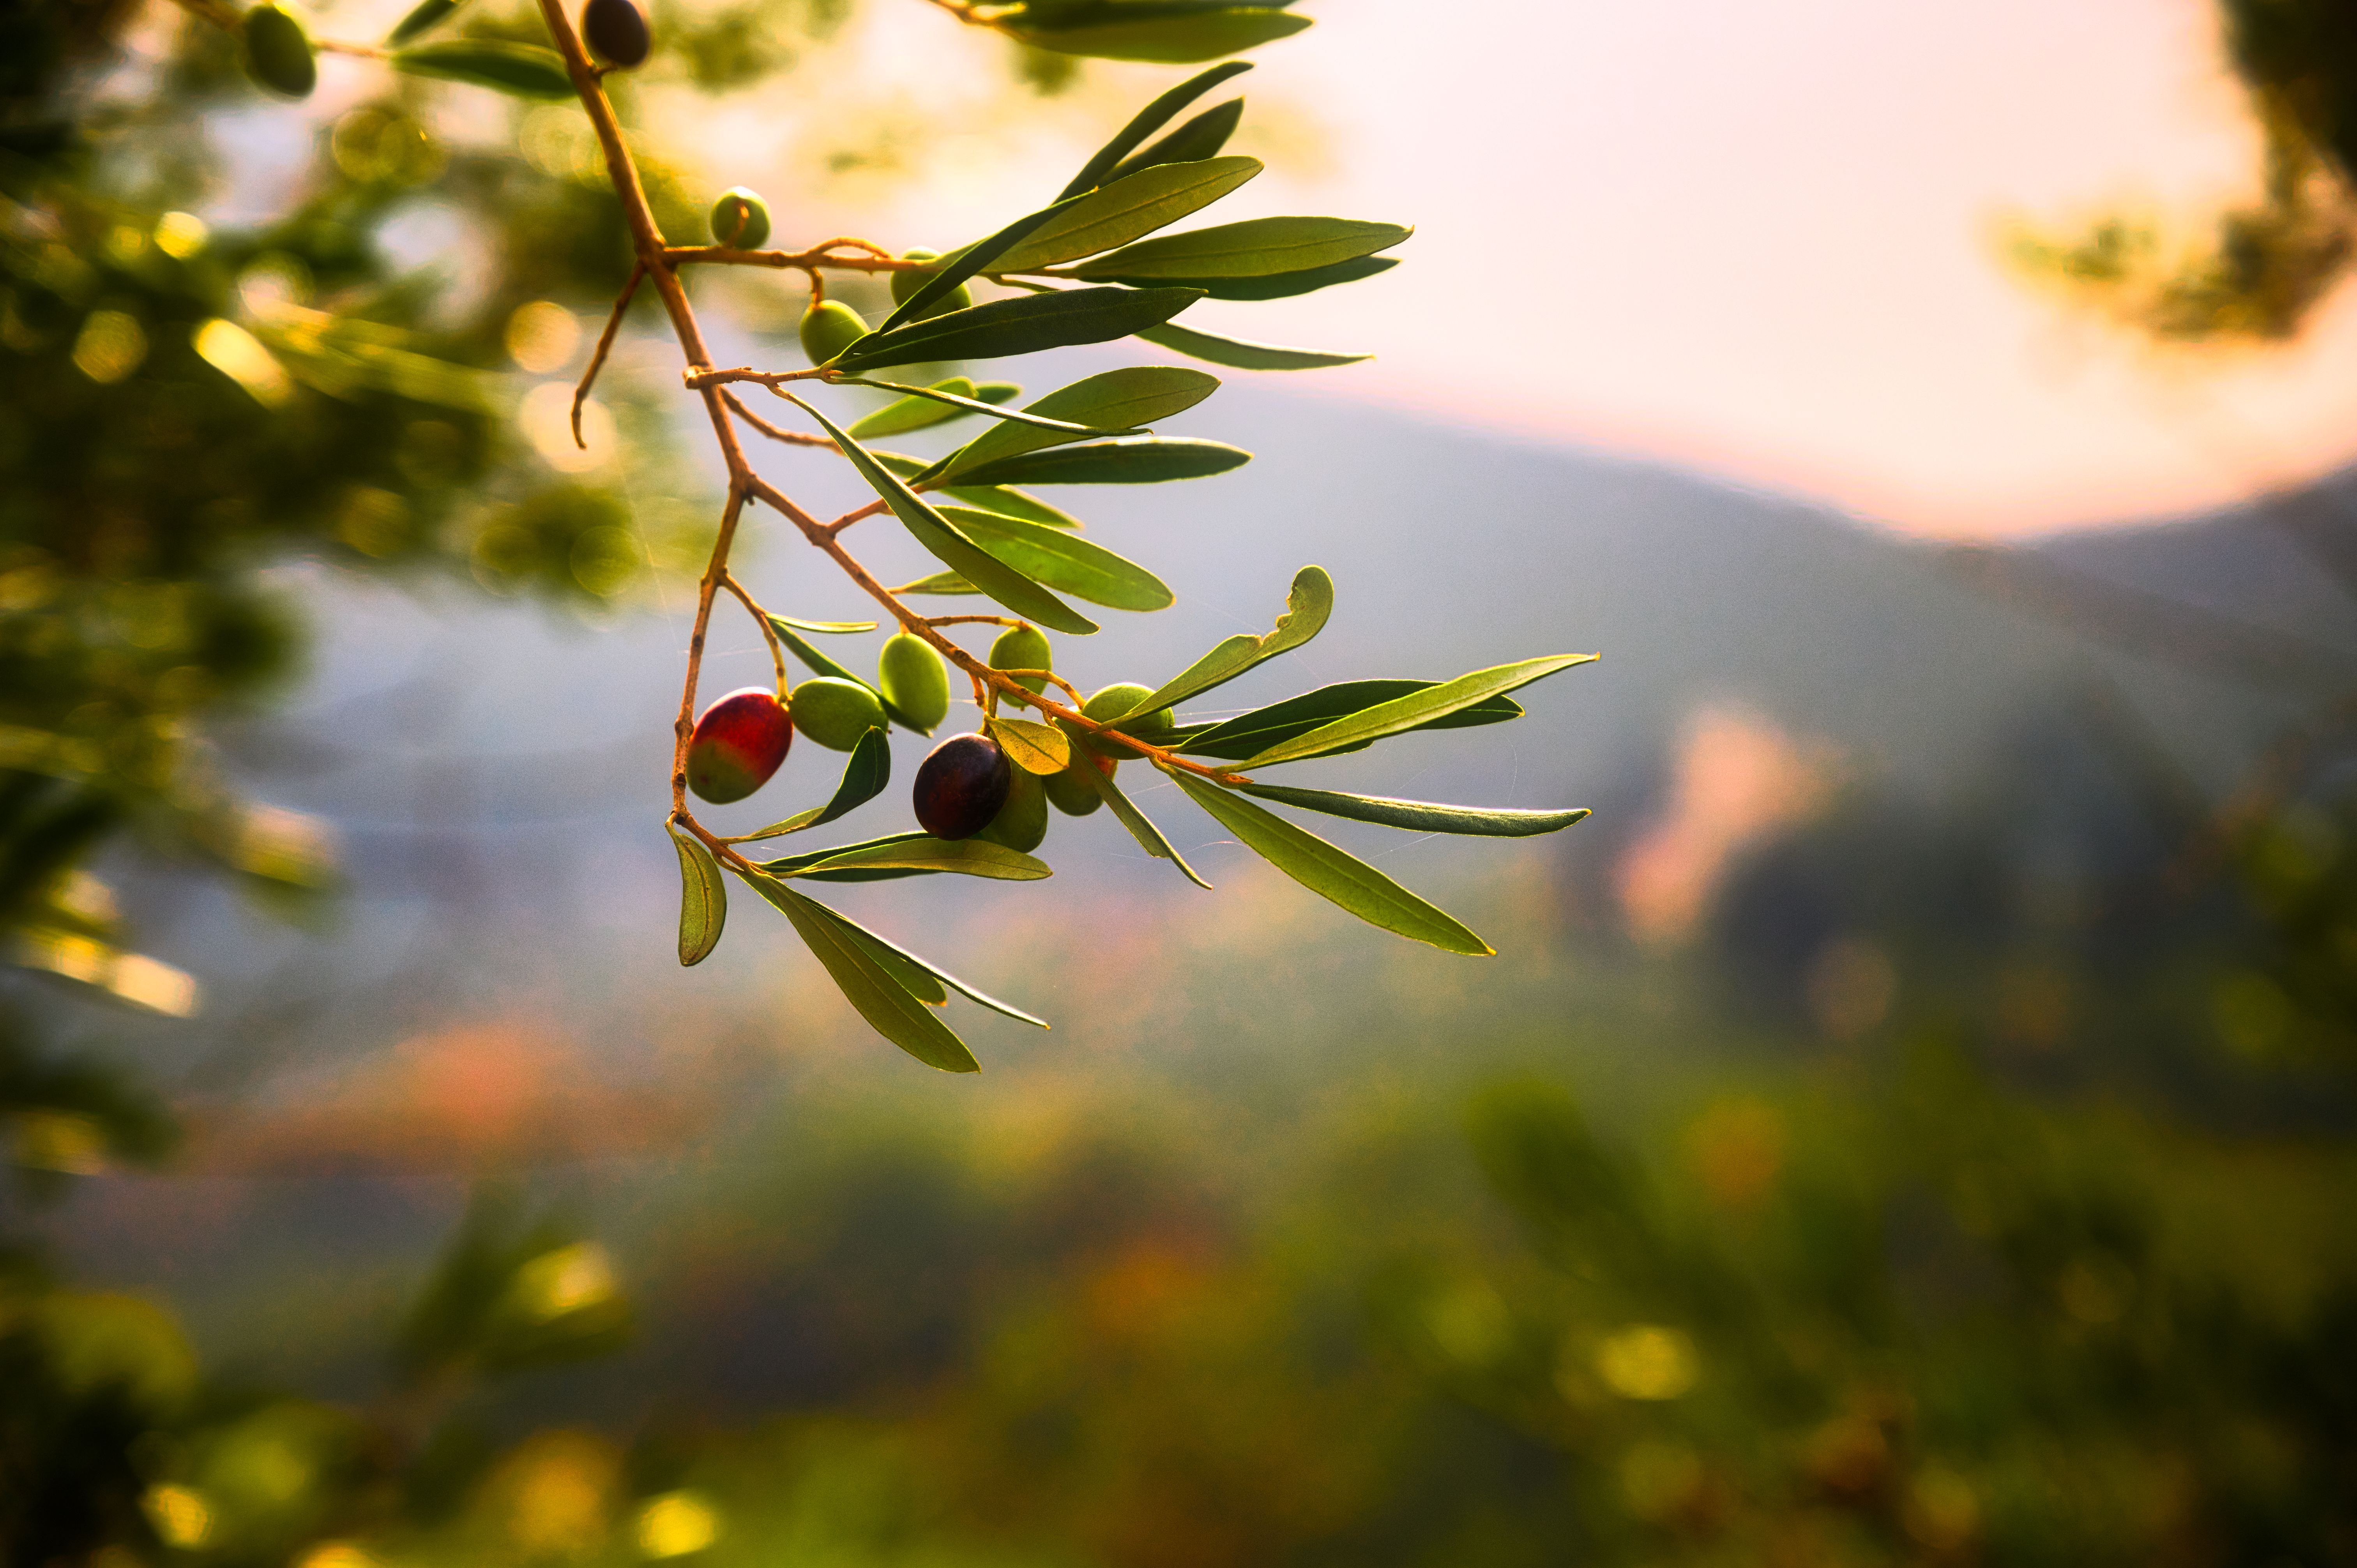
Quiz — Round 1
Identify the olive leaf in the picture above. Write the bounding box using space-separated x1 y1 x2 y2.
936 484 1082 529
988 715 1073 775
873 191 1094 335
1101 256 1398 301
1070 217 1412 280
1121 565 1334 718
767 618 929 733
1237 653 1599 767
747 876 981 1072
790 398 1100 636
1106 97 1244 182
668 822 726 966
1235 784 1592 838
733 727 891 840
996 159 1263 274
940 505 1173 611
1058 60 1252 199
846 376 984 440
1084 758 1212 889
894 571 979 596
386 0 465 45
758 831 929 876
828 287 1205 374
800 901 1049 1029
771 615 878 634
1180 680 1525 759
1005 4 1313 64
390 40 574 99
829 375 1143 440
941 366 1219 478
788 836 1053 881
946 437 1249 488
1163 768 1492 955
1135 321 1373 371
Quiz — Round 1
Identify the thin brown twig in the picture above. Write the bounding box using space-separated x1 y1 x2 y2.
574 262 643 449
720 572 790 692
922 614 1023 629
664 245 923 273
684 366 822 391
722 389 836 449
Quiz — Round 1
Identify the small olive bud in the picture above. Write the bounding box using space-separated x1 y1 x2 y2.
799 298 869 367
975 763 1048 853
242 3 317 98
1043 750 1110 817
582 0 649 65
989 623 1052 695
709 187 771 250
913 733 1011 841
876 632 949 733
889 248 974 320
687 686 792 804
788 676 887 752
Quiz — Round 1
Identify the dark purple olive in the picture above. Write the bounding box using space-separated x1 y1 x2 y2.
583 0 649 67
913 733 1011 841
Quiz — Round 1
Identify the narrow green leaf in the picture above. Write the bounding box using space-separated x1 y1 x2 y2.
873 191 1093 335
870 449 929 479
772 615 879 634
1240 653 1599 767
943 366 1219 478
759 831 928 877
802 902 1050 1028
1072 217 1411 280
390 40 574 99
1085 759 1212 889
748 876 980 1072
1057 60 1253 200
1135 321 1372 371
793 836 1052 881
937 484 1082 529
1100 255 1398 301
1106 97 1244 182
1007 7 1312 63
790 399 1100 636
734 727 892 840
830 287 1205 374
1237 784 1591 838
1123 565 1333 717
768 618 929 733
668 822 726 966
847 376 980 440
988 715 1073 775
996 158 1262 274
832 375 1142 439
1165 769 1491 954
1181 680 1523 759
386 0 464 45
947 437 1248 488
942 505 1172 611
895 571 979 596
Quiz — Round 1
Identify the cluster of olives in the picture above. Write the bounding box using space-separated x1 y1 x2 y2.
685 623 1171 858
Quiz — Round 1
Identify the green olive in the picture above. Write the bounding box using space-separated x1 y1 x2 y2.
709 187 771 250
1043 750 1108 816
876 632 950 733
975 763 1048 853
889 248 974 320
1080 682 1175 749
989 623 1052 695
788 676 887 752
798 299 869 367
242 4 317 98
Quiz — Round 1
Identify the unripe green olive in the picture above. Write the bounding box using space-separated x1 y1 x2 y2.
799 298 869 367
687 686 792 804
788 676 886 752
1043 750 1110 817
975 763 1048 853
989 623 1051 695
913 733 1011 841
1079 683 1175 752
709 187 771 250
876 632 949 733
242 3 316 98
582 0 649 66
889 248 974 320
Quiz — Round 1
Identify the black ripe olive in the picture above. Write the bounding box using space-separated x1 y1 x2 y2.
913 733 1011 841
583 0 649 67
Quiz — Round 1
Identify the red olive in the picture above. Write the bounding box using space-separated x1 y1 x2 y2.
913 733 1011 841
582 0 649 67
687 686 792 804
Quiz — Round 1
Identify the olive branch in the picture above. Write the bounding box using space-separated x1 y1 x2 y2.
203 0 1601 1070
